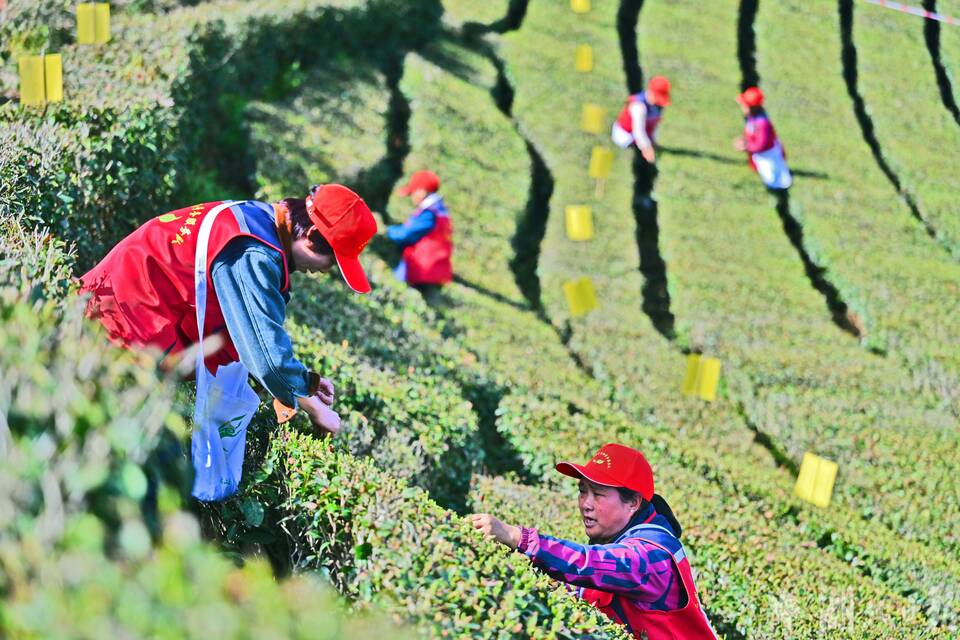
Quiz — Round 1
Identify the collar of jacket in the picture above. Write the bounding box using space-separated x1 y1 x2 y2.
416 192 443 214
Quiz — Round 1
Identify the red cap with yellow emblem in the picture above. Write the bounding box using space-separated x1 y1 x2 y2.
306 184 376 294
556 443 654 500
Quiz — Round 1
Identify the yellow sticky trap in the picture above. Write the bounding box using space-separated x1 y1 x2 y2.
588 146 614 179
681 354 722 401
19 56 46 106
681 354 702 396
44 54 63 103
571 0 591 13
78 3 110 45
794 452 839 508
95 3 111 44
563 277 598 317
697 357 721 401
565 205 594 241
77 4 96 44
581 103 605 134
575 45 593 73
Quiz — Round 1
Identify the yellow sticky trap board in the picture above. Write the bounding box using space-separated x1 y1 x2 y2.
19 56 46 106
565 205 594 241
574 45 593 73
44 54 63 103
681 354 722 401
20 54 64 106
588 146 614 179
77 4 96 44
794 452 839 508
95 3 111 44
563 277 598 317
681 354 702 396
571 0 591 13
78 3 111 45
581 103 605 134
697 357 721 401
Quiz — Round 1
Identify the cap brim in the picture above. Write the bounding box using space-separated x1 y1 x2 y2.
334 253 372 294
397 185 414 196
555 461 624 488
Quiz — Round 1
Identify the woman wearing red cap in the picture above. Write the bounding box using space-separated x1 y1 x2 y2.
386 170 453 289
81 184 377 437
470 443 718 640
734 86 792 190
611 76 672 163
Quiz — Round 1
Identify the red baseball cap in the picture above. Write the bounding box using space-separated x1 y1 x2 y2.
737 86 764 108
306 184 376 294
647 76 671 107
556 443 655 500
397 170 440 196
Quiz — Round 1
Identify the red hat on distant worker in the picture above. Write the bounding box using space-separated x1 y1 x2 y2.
646 75 672 107
397 170 441 196
556 443 655 501
737 86 765 108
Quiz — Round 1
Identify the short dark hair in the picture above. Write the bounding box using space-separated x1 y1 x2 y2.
280 196 334 257
615 486 642 505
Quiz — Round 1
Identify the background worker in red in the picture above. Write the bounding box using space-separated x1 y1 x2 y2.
734 86 792 190
386 170 453 289
80 184 377 436
611 75 672 163
470 444 718 640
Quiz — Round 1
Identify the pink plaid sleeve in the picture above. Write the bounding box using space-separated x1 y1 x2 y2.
517 527 685 610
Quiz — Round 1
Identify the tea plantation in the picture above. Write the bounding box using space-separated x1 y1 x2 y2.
1 0 957 638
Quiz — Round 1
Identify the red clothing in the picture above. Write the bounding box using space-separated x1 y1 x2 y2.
583 523 717 640
743 113 777 154
404 213 453 285
616 91 663 139
518 508 717 640
80 201 289 371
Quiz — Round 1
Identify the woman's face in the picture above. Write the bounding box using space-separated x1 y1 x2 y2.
291 237 336 274
578 479 640 543
409 188 429 207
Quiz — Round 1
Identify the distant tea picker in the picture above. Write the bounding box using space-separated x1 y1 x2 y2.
80 185 377 500
470 444 718 640
734 86 792 190
385 170 454 291
611 75 672 163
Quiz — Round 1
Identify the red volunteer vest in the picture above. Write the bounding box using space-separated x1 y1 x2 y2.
403 208 453 286
581 524 718 640
744 114 786 172
616 92 663 138
80 201 290 371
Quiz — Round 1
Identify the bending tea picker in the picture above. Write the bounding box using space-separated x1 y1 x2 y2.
469 443 718 640
734 87 792 190
611 75 671 163
80 185 377 500
385 170 454 291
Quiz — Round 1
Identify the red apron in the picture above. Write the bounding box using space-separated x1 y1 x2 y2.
581 523 718 640
80 201 289 371
616 91 663 139
403 206 453 286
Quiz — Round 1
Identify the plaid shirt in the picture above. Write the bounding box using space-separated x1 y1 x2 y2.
517 508 686 611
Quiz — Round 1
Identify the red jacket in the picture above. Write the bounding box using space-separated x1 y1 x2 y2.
80 200 289 371
402 194 453 285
